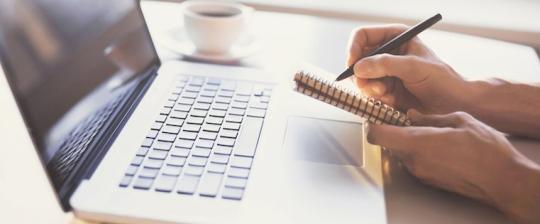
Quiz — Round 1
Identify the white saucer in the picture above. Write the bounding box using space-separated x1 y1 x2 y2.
159 28 259 63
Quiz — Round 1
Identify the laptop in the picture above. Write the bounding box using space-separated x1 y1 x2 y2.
0 0 387 223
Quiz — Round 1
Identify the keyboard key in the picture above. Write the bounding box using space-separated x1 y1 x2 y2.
170 147 190 157
199 131 217 140
220 130 238 138
146 130 158 139
190 77 205 86
162 165 183 176
125 165 139 176
150 122 163 130
160 107 172 115
198 173 224 197
228 108 245 116
233 95 250 103
205 117 223 125
185 85 201 92
163 100 175 108
223 122 241 130
119 176 132 187
183 124 201 132
136 147 149 156
235 84 252 96
260 96 270 103
178 131 198 140
231 101 248 109
249 101 268 109
212 103 229 111
234 116 263 157
177 175 200 194
178 98 195 105
148 150 168 160
174 139 194 149
203 84 219 91
190 109 207 117
141 138 153 147
228 167 250 178
225 177 248 189
193 103 211 110
166 117 184 127
168 94 179 101
200 90 217 97
207 163 227 174
206 78 221 85
218 90 234 98
230 156 253 169
154 175 178 192
197 96 214 104
155 115 167 123
196 139 214 149
181 91 198 99
225 115 243 123
143 159 164 169
213 145 233 155
153 141 173 151
174 104 191 112
209 109 226 118
133 177 154 190
202 124 220 132
167 156 187 167
131 156 144 165
191 148 211 157
157 133 176 142
217 137 235 147
215 97 232 104
189 156 208 166
184 165 204 176
222 187 244 200
162 125 181 134
139 167 159 178
186 116 204 125
246 108 266 118
210 153 229 164
170 110 188 119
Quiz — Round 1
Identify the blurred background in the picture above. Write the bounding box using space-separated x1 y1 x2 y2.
156 0 540 53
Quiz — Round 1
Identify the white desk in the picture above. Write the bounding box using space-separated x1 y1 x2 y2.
1 1 539 223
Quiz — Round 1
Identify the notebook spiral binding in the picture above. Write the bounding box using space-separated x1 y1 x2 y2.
293 70 412 126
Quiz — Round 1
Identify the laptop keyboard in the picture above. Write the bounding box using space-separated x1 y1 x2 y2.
119 76 272 200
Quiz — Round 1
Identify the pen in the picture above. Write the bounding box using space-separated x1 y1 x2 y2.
335 13 442 81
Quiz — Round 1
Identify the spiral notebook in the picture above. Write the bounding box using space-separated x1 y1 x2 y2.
293 69 411 126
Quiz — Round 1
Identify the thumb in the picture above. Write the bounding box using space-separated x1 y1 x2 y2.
354 54 435 84
408 109 469 128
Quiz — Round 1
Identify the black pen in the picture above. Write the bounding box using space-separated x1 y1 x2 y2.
335 13 442 81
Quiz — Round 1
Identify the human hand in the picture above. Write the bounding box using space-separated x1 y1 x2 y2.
347 24 470 114
366 110 540 224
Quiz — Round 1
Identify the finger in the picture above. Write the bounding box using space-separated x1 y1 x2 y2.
365 123 450 156
408 110 469 128
354 54 435 85
347 24 409 66
353 77 387 96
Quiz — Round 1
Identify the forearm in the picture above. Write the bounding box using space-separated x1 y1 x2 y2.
463 79 540 139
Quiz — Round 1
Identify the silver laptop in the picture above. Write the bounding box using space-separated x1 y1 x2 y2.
0 0 386 223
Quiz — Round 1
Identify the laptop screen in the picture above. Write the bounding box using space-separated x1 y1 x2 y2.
0 0 159 204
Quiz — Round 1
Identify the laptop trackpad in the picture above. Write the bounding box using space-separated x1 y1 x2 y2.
278 116 385 223
284 116 363 167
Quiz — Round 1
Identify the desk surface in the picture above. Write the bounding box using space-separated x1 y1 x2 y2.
1 1 539 223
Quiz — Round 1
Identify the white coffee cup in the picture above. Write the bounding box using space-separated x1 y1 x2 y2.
182 1 253 54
